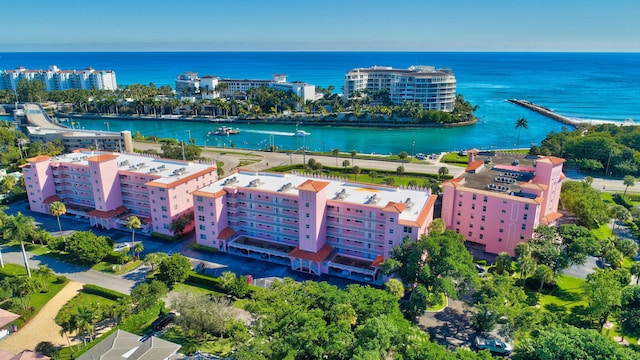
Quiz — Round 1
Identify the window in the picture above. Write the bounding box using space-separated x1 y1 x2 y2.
458 201 462 207
199 225 205 230
501 209 506 214
479 234 484 239
524 204 529 210
472 194 477 200
305 213 310 218
198 215 205 221
390 218 394 223
470 223 474 228
483 196 488 202
498 238 503 242
521 224 526 230
210 221 215 225
470 214 474 219
520 235 525 240
390 229 394 234
456 220 460 225
523 214 528 220
503 199 507 204
403 226 412 233
197 196 203 202
482 206 487 212
305 224 310 229
500 219 505 224
480 226 485 231
481 215 485 221
471 204 475 210
161 206 167 212
197 206 204 212
468 231 472 237
305 202 310 208
499 228 504 233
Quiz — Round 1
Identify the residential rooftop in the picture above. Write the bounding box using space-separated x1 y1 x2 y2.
196 170 432 223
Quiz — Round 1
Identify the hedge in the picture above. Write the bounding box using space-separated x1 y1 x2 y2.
81 284 129 301
613 193 634 209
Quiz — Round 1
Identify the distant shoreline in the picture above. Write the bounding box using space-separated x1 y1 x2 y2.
55 112 478 129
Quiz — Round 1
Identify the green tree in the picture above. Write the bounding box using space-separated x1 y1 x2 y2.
65 231 112 264
352 165 361 180
583 269 623 330
332 148 340 167
133 242 144 260
125 215 141 257
173 292 238 339
368 170 378 182
342 159 350 170
157 253 191 285
351 150 357 166
515 117 528 149
438 166 449 179
2 212 36 277
398 151 408 163
144 252 168 272
618 286 640 341
169 211 194 238
396 165 405 177
131 280 168 310
48 201 67 237
623 175 635 196
494 252 513 275
514 325 637 360
533 264 554 291
384 278 405 299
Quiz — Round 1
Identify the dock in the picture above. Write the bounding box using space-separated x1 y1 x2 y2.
508 99 580 126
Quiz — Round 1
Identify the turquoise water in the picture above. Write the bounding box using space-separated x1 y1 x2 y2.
2 51 639 153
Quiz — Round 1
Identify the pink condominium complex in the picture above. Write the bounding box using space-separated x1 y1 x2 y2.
192 171 437 284
442 150 565 256
22 150 218 236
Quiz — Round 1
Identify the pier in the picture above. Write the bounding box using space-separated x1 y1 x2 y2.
508 99 580 126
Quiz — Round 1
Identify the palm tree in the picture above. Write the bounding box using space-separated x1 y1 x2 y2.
2 212 35 277
398 151 408 163
515 117 528 149
332 148 340 167
125 215 141 258
342 159 350 171
351 150 357 166
133 242 144 260
630 262 640 285
438 166 449 179
623 175 635 196
48 201 66 237
352 166 361 181
369 171 378 182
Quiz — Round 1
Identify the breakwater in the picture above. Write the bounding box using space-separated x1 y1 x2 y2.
508 99 580 127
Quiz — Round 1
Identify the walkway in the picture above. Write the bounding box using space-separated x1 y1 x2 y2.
0 281 83 353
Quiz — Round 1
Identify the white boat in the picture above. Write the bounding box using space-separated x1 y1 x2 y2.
212 126 240 136
296 129 310 137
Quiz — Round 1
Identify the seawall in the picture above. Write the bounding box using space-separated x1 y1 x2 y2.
508 99 579 127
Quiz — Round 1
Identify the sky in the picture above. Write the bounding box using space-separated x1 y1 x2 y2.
3 0 640 52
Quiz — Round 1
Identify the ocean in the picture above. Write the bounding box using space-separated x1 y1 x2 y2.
2 52 640 154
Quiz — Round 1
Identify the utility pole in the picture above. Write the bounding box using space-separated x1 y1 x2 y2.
605 151 613 177
181 140 186 161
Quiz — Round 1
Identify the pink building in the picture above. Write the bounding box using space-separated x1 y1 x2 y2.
192 171 437 283
22 150 218 236
442 150 565 256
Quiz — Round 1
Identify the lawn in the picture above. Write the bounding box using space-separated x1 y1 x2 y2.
591 224 613 240
426 293 447 312
536 274 587 313
441 152 469 165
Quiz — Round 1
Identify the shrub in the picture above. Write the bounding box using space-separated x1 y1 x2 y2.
105 251 131 265
613 193 634 209
82 284 129 301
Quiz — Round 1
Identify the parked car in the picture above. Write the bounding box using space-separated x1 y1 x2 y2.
475 335 512 354
114 243 130 252
474 263 487 275
596 257 611 268
152 312 176 331
415 153 426 160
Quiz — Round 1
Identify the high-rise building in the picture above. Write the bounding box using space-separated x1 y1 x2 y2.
344 66 456 111
0 65 117 92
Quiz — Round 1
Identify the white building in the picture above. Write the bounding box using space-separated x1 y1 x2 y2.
344 66 457 111
175 73 316 102
0 65 117 92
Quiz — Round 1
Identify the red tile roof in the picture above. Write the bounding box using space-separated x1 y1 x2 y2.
540 212 563 225
43 195 62 205
26 155 51 163
218 227 236 240
296 179 330 193
371 255 385 267
382 201 406 213
537 156 566 165
87 206 128 219
289 243 334 263
86 154 118 163
465 160 484 173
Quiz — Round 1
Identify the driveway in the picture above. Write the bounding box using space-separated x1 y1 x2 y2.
418 299 476 351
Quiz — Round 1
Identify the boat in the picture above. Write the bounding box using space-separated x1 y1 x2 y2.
295 129 310 137
212 126 240 136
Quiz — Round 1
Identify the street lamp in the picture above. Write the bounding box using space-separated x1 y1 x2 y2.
204 139 208 149
186 129 191 142
104 122 110 131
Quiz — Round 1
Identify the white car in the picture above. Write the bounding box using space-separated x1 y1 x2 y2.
475 336 512 354
114 244 130 252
